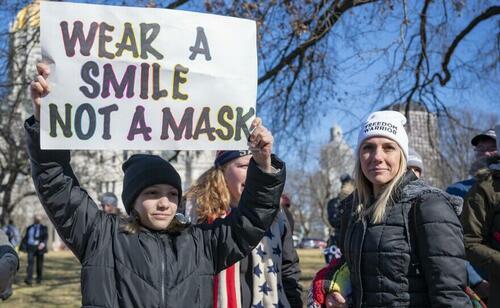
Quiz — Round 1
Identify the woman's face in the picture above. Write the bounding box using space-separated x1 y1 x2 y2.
133 184 179 230
223 155 251 206
360 137 402 193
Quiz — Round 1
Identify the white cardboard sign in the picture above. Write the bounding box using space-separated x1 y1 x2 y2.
40 2 257 150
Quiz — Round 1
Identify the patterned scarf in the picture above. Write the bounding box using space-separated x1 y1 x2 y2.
212 211 290 308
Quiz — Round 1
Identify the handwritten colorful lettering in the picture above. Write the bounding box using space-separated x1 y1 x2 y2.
40 2 257 150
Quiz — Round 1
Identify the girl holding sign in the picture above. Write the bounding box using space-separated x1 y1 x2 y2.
27 63 285 308
188 151 302 308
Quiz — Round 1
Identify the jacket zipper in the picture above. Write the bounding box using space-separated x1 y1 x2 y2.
157 234 166 307
357 218 366 308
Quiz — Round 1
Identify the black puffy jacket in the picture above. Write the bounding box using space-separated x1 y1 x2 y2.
25 117 286 308
340 173 471 308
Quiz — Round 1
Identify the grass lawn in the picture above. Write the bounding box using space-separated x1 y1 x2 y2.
3 249 325 307
4 251 81 307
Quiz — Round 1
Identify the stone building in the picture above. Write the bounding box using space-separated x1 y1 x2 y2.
384 101 443 187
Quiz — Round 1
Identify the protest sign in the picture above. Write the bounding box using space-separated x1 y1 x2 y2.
40 1 257 150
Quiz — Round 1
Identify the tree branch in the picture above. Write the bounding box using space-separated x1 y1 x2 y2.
405 0 432 105
433 5 500 86
258 0 379 84
166 0 189 9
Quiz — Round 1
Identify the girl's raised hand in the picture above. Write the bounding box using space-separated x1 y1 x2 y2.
30 63 50 121
248 117 273 172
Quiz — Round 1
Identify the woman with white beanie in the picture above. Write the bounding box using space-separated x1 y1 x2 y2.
309 110 471 307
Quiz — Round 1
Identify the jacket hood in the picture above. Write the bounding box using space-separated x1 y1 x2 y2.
396 172 464 216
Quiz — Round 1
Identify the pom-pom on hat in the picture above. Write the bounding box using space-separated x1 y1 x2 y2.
357 110 409 158
121 154 182 214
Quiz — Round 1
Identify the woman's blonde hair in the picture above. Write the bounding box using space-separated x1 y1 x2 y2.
186 166 231 223
354 146 407 224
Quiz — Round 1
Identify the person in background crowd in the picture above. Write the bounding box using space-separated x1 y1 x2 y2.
409 146 488 299
445 130 496 300
461 124 500 308
326 174 355 244
407 148 423 178
0 229 18 301
99 192 121 215
28 62 285 307
447 129 497 197
309 110 471 307
2 219 21 247
324 174 355 263
188 150 302 308
20 214 48 286
280 193 295 232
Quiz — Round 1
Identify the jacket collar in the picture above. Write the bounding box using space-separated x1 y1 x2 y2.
391 171 418 203
398 174 463 216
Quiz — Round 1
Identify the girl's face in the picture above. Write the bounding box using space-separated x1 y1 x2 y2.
360 137 402 194
223 155 251 207
133 184 179 230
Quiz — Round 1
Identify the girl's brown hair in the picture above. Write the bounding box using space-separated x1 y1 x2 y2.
121 209 143 234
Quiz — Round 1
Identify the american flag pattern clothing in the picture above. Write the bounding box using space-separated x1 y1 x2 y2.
214 260 242 308
213 211 290 308
209 212 242 308
251 211 290 308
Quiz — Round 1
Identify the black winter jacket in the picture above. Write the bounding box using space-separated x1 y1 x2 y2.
25 117 286 308
340 173 471 308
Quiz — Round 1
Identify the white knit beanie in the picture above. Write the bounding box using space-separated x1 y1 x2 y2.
407 148 423 173
357 110 409 158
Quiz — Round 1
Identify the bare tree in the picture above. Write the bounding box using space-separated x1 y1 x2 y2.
0 0 39 224
286 170 314 238
286 127 354 238
197 1 499 145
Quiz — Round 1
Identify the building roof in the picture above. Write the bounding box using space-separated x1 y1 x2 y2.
381 101 429 113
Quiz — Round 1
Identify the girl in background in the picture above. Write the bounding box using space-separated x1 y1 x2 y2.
189 150 302 308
